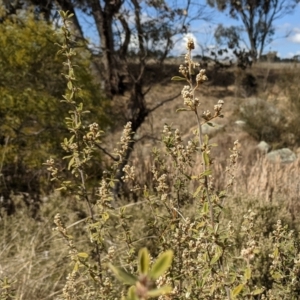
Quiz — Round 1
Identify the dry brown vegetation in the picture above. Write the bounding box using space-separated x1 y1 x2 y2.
2 43 300 299
108 60 300 206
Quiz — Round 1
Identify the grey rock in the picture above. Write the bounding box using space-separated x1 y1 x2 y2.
235 120 246 126
257 141 270 153
266 148 297 163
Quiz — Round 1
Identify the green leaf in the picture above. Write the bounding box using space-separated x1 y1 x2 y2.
62 94 70 101
67 81 73 90
207 122 214 127
59 10 66 18
202 201 209 214
101 212 110 221
200 269 210 287
109 264 138 285
69 135 75 144
127 286 139 300
77 252 89 258
214 224 220 234
218 190 227 198
231 284 244 298
75 121 81 129
244 267 251 281
143 188 149 198
109 180 115 188
56 186 66 191
193 185 202 198
171 76 186 81
203 152 210 166
73 262 79 272
68 156 75 170
1 284 11 289
252 288 264 295
204 134 209 144
138 248 150 275
147 285 172 297
149 250 173 280
226 272 237 285
272 271 282 280
200 169 212 177
196 221 206 229
210 253 220 265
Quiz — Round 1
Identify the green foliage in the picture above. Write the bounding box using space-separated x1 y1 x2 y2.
110 248 173 299
0 10 108 204
239 97 285 144
214 24 243 49
0 277 15 300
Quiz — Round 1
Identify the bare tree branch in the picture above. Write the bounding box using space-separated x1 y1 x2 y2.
149 92 181 114
94 143 119 161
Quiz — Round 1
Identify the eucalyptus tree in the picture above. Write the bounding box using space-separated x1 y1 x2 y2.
4 0 211 196
208 0 299 61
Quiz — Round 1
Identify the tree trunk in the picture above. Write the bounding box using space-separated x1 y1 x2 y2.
89 0 123 98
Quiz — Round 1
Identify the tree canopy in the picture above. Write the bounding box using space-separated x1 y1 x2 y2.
0 10 108 210
209 0 299 61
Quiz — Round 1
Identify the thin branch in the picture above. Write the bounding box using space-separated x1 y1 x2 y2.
148 92 181 113
94 143 119 161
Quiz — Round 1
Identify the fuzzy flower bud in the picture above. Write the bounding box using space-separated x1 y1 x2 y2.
186 38 195 50
196 69 208 84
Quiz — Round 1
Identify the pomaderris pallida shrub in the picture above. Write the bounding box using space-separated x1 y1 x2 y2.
2 10 300 300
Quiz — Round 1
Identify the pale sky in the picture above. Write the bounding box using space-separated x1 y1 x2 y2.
78 1 300 59
189 2 300 59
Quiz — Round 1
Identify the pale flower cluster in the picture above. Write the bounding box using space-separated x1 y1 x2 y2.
114 121 132 158
196 69 208 84
163 125 197 167
122 164 135 182
83 122 101 142
181 85 200 108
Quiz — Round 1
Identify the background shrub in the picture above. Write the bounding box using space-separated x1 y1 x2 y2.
0 11 109 213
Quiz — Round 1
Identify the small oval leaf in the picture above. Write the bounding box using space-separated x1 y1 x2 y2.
67 81 73 90
232 284 244 298
138 248 150 275
127 286 139 300
252 288 264 295
203 152 210 166
147 285 172 297
109 264 137 285
73 262 79 272
171 76 186 81
244 267 251 281
77 252 89 258
210 253 220 265
149 250 173 280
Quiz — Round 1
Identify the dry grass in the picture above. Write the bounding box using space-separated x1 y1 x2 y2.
0 193 90 300
3 59 300 299
108 61 300 214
